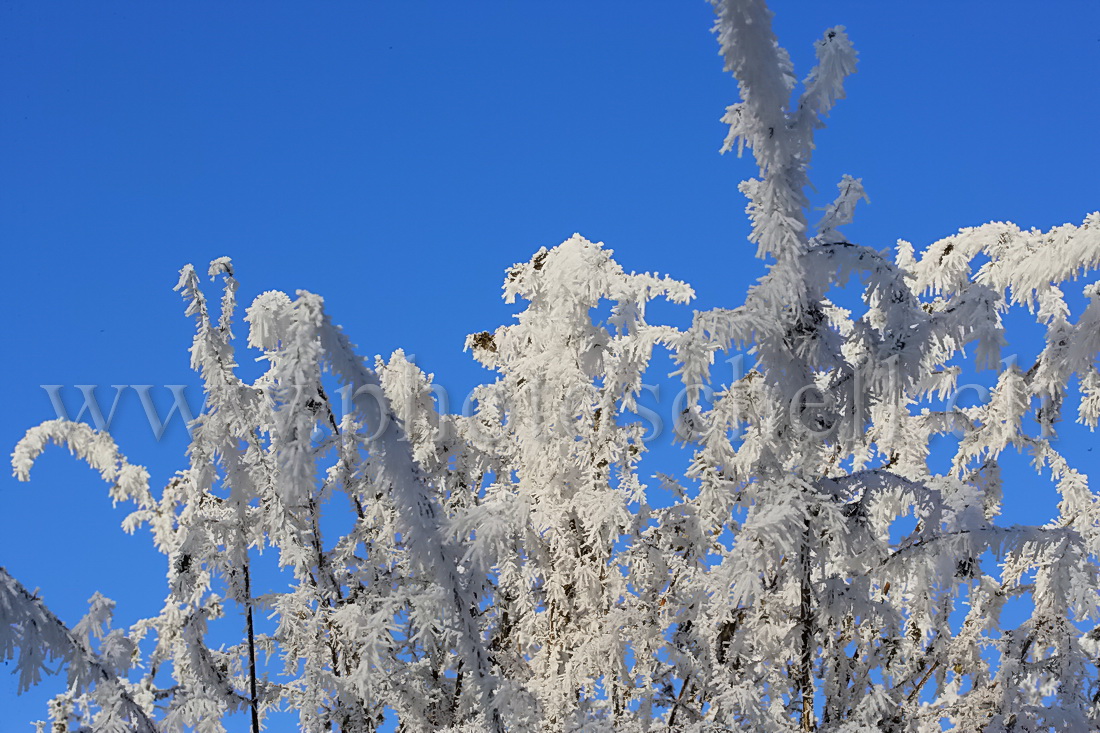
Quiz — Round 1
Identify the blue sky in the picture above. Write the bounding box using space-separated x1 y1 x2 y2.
2 1 1099 727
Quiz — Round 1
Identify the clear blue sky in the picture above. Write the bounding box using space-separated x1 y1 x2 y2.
2 1 1098 727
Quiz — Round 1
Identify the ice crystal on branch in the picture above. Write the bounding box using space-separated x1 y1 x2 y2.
7 1 1100 730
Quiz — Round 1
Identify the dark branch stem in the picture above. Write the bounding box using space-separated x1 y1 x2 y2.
798 518 816 732
243 561 260 733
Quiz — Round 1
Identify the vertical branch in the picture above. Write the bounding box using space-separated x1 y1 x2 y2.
243 561 260 733
797 518 815 732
